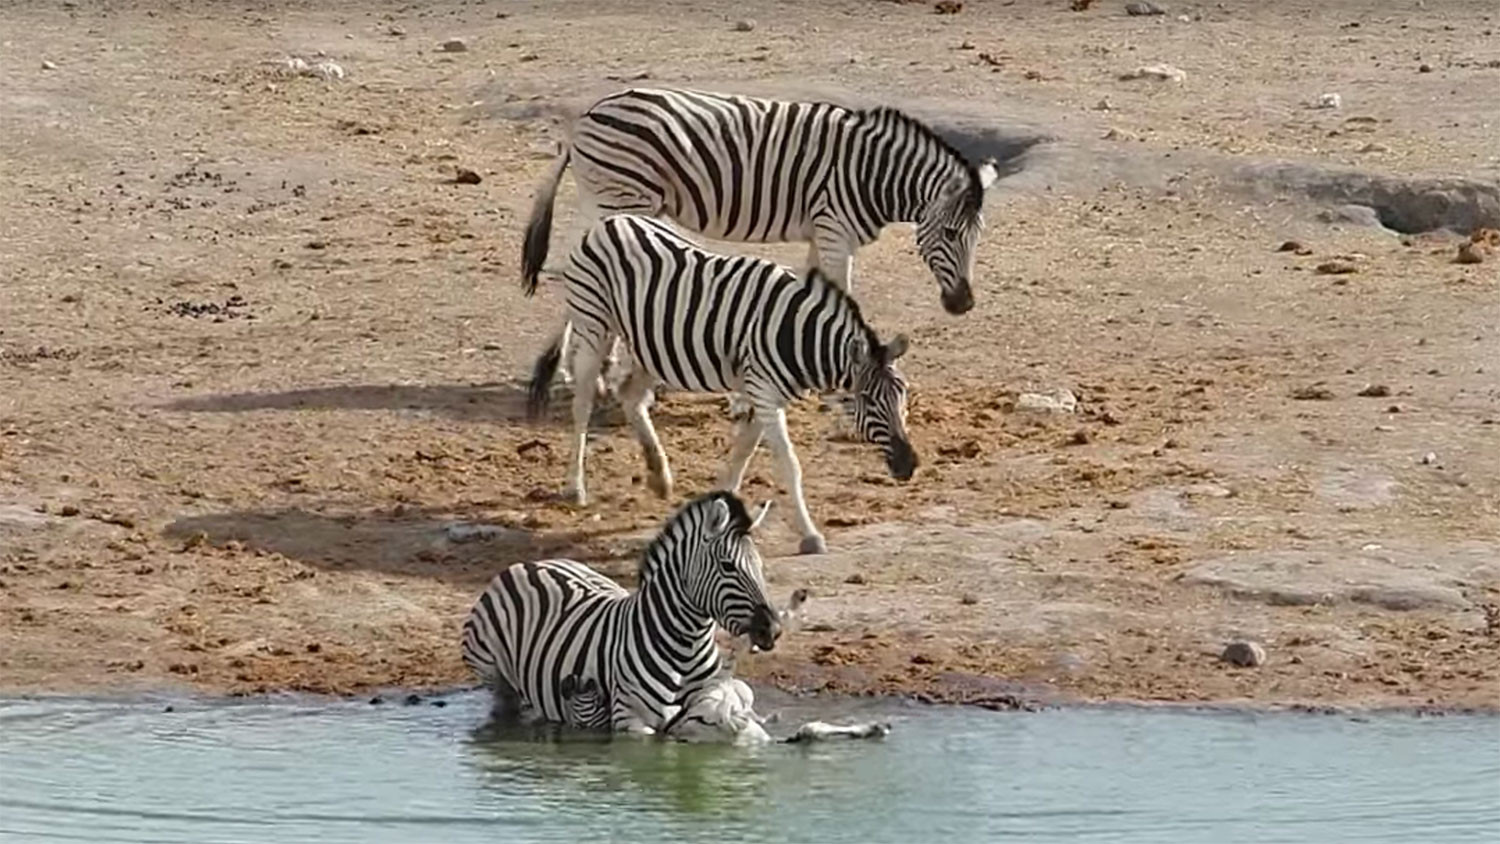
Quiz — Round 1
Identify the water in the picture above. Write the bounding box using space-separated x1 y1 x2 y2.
1 691 1496 844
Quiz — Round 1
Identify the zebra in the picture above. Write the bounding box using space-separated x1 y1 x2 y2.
559 674 610 731
519 86 1001 387
460 491 781 734
526 213 917 556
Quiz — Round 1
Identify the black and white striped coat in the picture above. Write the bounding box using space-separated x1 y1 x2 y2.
522 86 1000 316
527 213 917 555
460 492 781 734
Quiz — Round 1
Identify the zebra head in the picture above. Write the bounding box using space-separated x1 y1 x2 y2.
851 333 917 481
916 158 999 316
559 675 609 730
679 492 781 651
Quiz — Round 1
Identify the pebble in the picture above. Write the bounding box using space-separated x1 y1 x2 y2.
1119 63 1187 83
1125 1 1166 15
1290 384 1335 400
1418 63 1433 72
439 38 468 53
1221 641 1267 667
1455 241 1485 264
1317 92 1342 109
1356 384 1391 398
1276 239 1313 255
41 60 58 70
1016 389 1078 414
731 19 755 32
453 168 482 185
1420 452 1438 466
1315 260 1358 275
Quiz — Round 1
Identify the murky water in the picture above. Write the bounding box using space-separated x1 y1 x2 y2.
1 691 1496 843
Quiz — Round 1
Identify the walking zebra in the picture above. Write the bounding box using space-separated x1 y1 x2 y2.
460 491 781 734
523 87 1000 315
520 86 1000 387
526 213 916 555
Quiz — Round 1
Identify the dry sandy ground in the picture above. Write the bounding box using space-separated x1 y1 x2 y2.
2 0 1498 711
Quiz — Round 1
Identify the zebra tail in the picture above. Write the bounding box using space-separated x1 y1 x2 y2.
521 148 571 297
526 330 564 419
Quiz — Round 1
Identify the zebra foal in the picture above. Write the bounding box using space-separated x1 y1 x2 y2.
461 491 781 734
527 213 916 555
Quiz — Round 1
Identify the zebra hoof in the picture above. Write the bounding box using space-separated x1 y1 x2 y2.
562 487 587 507
798 535 828 556
646 472 673 500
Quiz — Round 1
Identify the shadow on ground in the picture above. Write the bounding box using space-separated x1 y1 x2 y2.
164 504 652 586
161 381 535 422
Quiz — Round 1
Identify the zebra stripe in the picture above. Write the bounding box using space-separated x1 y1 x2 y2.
527 213 917 555
460 491 781 734
521 87 1001 316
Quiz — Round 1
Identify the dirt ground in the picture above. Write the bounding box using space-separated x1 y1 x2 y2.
2 0 1498 711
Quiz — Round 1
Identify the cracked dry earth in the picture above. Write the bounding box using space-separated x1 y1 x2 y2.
2 0 1498 711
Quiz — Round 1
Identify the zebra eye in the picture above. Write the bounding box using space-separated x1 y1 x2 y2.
941 226 961 240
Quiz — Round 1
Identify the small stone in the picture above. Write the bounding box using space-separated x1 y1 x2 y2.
41 60 58 70
1016 389 1078 414
934 0 964 13
453 168 482 185
1066 429 1092 446
388 25 406 37
306 642 321 653
1317 92 1342 109
960 593 979 605
1315 260 1358 275
1221 641 1267 667
1420 452 1438 465
1093 97 1113 110
1125 1 1166 15
439 38 468 53
1120 63 1186 83
1290 384 1335 401
404 693 422 706
1418 63 1433 72
1455 241 1485 264
844 573 867 585
59 504 80 517
1277 239 1314 255
731 19 755 32
1356 384 1391 398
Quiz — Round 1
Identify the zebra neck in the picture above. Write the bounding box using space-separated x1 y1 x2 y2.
846 117 968 228
630 571 718 662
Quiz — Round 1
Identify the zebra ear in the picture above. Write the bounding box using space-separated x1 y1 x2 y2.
884 334 910 362
706 498 734 538
750 500 773 531
978 158 999 190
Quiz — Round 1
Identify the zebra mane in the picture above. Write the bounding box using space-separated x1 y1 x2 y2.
802 267 882 358
639 491 753 578
859 106 985 223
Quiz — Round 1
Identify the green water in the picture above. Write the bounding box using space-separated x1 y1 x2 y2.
1 690 1496 843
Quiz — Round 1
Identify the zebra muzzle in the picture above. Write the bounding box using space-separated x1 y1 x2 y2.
887 439 917 481
748 604 781 651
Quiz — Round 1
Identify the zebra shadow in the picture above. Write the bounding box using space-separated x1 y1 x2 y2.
160 380 537 423
163 504 653 586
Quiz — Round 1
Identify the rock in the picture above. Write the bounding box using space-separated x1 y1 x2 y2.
1125 2 1166 15
313 61 344 81
1290 384 1335 400
439 38 468 53
1221 641 1267 667
1418 63 1433 73
933 1 964 14
1316 204 1383 227
1276 239 1313 255
388 25 406 37
1119 63 1186 83
1455 241 1485 264
1093 97 1113 110
1314 260 1358 275
1420 452 1438 466
1316 92 1342 109
453 168 483 185
41 60 58 70
1356 384 1391 397
1016 389 1078 414
731 19 755 32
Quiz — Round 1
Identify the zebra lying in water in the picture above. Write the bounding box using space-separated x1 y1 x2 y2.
563 669 892 745
461 491 780 734
527 213 916 555
520 86 1000 391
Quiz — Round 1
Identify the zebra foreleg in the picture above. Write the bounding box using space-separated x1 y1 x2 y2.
760 407 827 555
618 367 672 499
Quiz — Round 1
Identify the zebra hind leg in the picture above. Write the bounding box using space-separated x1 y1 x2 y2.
563 341 606 506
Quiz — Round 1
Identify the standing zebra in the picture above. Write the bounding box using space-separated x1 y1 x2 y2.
520 86 1000 385
527 213 916 555
461 491 781 734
